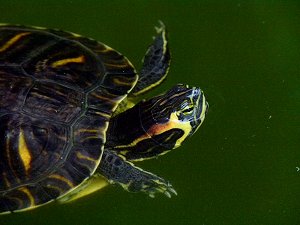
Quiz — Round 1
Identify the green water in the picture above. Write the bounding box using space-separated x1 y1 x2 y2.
1 1 300 224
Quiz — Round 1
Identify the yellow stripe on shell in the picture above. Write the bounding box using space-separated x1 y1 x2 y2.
48 174 74 188
0 32 31 52
74 128 105 144
88 110 111 119
76 128 102 134
76 152 97 163
51 55 85 67
18 130 32 175
112 77 137 86
90 92 121 103
19 187 35 206
103 62 131 68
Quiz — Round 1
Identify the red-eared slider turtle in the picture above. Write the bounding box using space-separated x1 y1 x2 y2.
0 22 208 214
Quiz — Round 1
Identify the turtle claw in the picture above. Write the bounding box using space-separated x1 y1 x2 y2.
143 179 177 198
155 20 166 34
149 193 155 198
162 183 177 198
164 191 172 198
168 186 178 196
101 150 177 198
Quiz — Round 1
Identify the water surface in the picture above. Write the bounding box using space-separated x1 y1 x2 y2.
1 1 300 225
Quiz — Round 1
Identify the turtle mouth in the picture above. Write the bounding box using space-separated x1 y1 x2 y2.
188 87 208 136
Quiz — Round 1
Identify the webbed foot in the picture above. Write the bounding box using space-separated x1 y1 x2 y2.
99 150 177 198
131 21 170 96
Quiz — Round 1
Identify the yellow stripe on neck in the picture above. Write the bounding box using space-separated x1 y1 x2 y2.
147 113 192 148
116 113 192 151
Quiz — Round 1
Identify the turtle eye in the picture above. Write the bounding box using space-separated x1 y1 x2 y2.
181 105 193 115
177 102 194 119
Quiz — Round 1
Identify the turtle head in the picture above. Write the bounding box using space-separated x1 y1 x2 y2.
107 84 208 161
141 84 208 149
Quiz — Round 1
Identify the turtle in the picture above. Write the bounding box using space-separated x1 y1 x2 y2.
0 22 208 214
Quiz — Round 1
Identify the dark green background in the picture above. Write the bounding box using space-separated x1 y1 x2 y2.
1 1 300 225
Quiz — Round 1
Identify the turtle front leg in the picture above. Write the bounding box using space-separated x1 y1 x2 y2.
99 150 177 198
130 21 170 96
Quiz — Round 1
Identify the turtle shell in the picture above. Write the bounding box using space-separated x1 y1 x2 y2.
0 24 138 213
